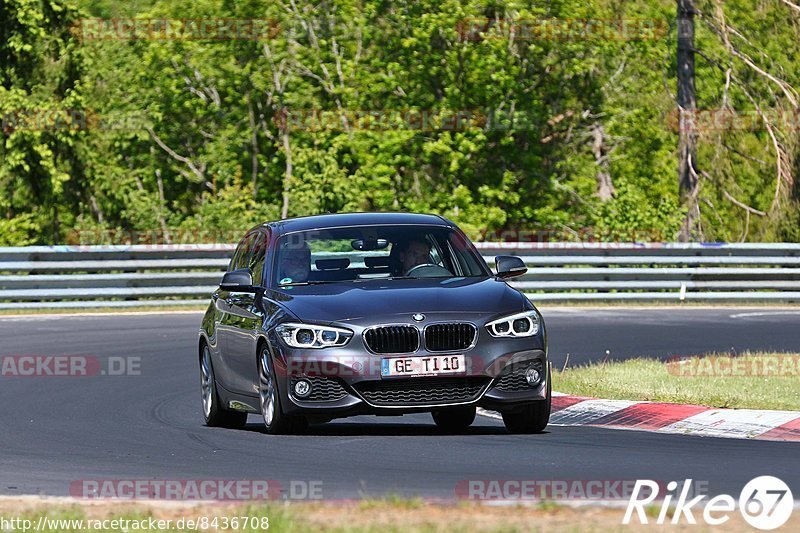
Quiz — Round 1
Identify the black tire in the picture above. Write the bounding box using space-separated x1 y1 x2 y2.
258 344 308 435
200 344 248 429
501 365 552 434
431 405 476 431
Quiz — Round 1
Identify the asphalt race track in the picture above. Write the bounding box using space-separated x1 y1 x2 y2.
1 308 798 500
543 307 800 368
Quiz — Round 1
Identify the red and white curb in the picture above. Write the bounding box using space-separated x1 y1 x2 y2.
479 393 800 441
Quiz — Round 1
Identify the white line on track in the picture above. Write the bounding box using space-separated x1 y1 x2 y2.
0 310 204 321
477 408 503 420
729 311 800 318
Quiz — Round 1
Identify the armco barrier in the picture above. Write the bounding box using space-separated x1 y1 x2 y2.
0 243 798 309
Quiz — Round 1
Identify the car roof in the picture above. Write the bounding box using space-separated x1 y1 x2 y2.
260 212 453 234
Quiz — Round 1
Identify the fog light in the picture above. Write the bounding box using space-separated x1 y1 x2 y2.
525 367 541 386
294 379 312 398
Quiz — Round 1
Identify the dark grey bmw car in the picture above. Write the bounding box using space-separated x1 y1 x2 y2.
199 212 550 434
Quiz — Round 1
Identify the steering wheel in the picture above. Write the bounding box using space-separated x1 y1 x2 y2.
405 263 451 277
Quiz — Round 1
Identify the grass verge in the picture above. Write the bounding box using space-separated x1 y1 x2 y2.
0 499 790 532
554 352 800 410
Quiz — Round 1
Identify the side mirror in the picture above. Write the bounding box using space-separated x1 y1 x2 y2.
495 255 528 280
220 268 256 292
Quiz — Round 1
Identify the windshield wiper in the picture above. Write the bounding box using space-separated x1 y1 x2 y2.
278 280 336 287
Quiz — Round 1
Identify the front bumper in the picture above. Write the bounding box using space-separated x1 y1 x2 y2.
271 336 548 417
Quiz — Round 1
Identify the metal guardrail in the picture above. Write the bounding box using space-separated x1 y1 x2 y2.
0 243 798 309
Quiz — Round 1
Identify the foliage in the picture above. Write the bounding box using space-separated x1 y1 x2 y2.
0 213 38 245
1 0 798 245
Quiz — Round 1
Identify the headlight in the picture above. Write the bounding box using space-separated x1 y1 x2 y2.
486 310 540 337
275 323 353 348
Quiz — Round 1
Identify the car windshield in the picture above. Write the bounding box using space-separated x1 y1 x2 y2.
273 225 489 286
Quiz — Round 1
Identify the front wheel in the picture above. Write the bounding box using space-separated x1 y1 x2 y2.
431 405 476 431
258 345 308 435
200 344 248 429
501 365 552 434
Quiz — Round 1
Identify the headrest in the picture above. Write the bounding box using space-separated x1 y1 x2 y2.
315 258 350 270
364 256 390 268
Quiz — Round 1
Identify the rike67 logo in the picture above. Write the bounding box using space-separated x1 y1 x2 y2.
624 476 793 530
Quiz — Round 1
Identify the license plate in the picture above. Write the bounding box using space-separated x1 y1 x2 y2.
381 354 466 378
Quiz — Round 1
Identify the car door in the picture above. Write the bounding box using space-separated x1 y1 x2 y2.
215 233 255 394
224 231 269 396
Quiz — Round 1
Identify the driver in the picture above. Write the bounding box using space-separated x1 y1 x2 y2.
398 239 432 276
278 243 311 284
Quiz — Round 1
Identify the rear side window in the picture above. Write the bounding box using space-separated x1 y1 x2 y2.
249 232 268 286
229 234 255 272
228 238 245 272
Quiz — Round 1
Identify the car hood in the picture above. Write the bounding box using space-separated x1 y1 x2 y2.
267 277 528 324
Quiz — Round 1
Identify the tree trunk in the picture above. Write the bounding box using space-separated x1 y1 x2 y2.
89 194 105 225
52 204 59 245
280 128 293 220
248 97 259 200
677 0 700 242
591 122 615 201
155 169 171 244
